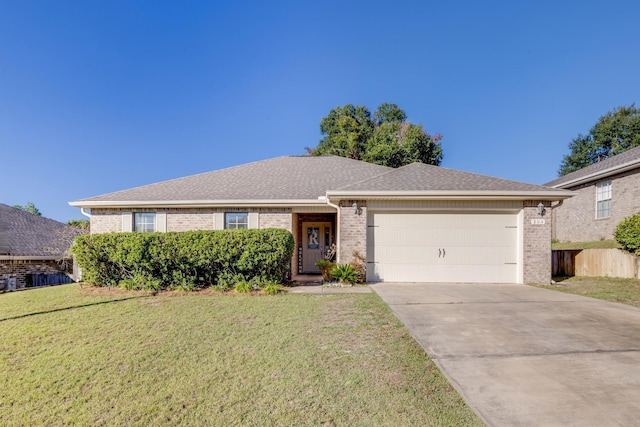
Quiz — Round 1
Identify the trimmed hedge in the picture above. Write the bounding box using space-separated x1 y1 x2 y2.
615 213 640 255
72 229 294 290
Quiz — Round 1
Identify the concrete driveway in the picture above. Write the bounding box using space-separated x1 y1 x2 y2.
372 283 640 427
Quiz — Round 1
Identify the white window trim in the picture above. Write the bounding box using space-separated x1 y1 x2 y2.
595 180 612 219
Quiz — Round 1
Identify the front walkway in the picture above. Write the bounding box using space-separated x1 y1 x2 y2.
372 282 640 427
288 275 372 294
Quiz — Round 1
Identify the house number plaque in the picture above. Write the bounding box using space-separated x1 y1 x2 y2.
530 219 545 225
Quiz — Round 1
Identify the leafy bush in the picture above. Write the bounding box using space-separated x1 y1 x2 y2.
119 272 161 291
615 213 640 255
315 259 336 282
262 282 283 295
330 264 360 285
350 251 366 283
234 281 251 293
72 229 294 290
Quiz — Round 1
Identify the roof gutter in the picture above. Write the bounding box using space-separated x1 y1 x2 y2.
549 160 640 189
69 199 328 209
325 190 574 201
0 256 65 261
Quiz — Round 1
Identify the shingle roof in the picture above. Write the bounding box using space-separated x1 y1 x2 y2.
0 204 86 258
545 145 640 188
74 156 393 203
334 162 567 193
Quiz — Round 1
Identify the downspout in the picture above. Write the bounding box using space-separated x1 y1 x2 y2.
325 197 341 263
80 208 92 218
549 200 563 241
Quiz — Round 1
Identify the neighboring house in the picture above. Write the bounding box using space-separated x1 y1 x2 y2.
545 145 640 242
70 156 572 284
0 204 86 290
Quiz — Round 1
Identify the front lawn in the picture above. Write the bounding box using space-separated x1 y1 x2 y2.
534 276 640 308
0 285 481 426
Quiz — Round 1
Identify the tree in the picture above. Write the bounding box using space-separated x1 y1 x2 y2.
558 104 640 176
308 103 442 167
13 201 42 216
68 219 90 230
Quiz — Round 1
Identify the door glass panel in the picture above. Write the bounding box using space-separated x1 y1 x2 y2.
307 227 320 249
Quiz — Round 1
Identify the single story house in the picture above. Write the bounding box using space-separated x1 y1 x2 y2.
545 145 640 242
0 204 86 290
70 156 572 284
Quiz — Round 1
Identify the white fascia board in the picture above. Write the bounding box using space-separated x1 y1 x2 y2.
0 256 64 261
325 190 575 201
550 161 640 189
68 199 327 209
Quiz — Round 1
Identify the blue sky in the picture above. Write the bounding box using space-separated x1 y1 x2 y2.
2 1 638 222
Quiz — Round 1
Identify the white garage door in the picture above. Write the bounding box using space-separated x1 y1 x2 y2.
367 211 518 283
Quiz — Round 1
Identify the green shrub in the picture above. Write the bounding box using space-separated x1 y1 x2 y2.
234 281 251 293
262 282 282 295
330 264 360 285
119 272 161 291
72 229 294 291
615 213 640 255
315 259 336 282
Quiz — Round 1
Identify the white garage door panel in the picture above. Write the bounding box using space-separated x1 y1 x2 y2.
370 263 517 283
367 211 518 283
371 246 516 265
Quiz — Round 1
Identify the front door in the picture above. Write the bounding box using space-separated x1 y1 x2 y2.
302 222 332 273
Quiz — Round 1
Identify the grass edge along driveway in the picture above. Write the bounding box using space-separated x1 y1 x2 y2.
0 284 481 426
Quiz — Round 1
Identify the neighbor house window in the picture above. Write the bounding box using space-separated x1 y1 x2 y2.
134 213 156 232
225 212 248 229
595 180 612 219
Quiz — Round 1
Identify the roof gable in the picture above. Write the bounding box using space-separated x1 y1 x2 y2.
0 204 86 258
545 145 640 188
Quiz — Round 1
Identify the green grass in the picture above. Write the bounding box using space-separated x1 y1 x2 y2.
534 276 640 308
0 285 481 426
551 239 621 250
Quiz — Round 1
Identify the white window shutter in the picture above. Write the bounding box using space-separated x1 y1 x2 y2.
248 212 259 229
214 212 224 230
156 212 167 232
122 212 133 232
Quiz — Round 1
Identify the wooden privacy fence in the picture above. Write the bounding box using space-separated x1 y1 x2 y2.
552 249 640 279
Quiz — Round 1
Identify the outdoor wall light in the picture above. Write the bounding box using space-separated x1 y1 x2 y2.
352 202 361 215
537 202 546 216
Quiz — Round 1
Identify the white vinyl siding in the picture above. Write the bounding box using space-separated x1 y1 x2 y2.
595 181 612 219
367 211 518 283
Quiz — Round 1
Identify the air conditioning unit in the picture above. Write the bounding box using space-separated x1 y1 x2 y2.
6 277 16 291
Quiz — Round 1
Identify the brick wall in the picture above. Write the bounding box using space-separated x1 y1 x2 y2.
91 209 123 233
90 208 294 234
166 208 216 231
522 201 552 284
338 200 367 264
259 211 292 230
0 259 69 290
554 168 640 242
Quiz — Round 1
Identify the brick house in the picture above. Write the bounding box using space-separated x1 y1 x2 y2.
70 156 572 284
0 204 86 290
545 146 640 242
